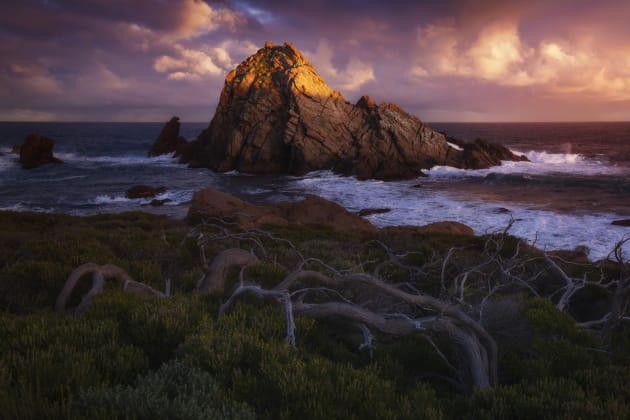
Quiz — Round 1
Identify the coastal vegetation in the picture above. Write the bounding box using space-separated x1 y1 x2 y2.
1 210 629 419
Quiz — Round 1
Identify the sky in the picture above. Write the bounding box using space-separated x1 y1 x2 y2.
1 0 629 122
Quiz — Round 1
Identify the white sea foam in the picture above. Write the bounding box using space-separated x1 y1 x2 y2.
90 195 132 205
89 189 193 207
0 152 16 171
54 152 181 167
287 171 629 260
0 202 55 213
428 150 622 179
447 142 463 151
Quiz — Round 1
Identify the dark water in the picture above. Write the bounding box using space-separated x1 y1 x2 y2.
1 121 629 258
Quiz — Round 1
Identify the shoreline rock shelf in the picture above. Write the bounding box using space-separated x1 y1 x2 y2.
150 41 528 180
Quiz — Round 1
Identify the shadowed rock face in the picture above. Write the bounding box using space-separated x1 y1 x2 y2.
183 42 526 180
19 134 63 169
148 116 189 158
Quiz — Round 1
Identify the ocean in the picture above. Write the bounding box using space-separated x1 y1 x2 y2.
1 121 629 259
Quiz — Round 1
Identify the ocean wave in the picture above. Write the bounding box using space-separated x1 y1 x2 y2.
54 152 181 167
428 150 621 179
0 202 56 213
286 170 629 259
88 189 193 206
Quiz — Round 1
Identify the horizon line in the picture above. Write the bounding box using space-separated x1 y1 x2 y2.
2 120 630 124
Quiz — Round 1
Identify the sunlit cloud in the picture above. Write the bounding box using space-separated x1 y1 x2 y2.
414 18 630 100
164 0 244 39
0 108 56 122
153 40 257 81
307 40 375 93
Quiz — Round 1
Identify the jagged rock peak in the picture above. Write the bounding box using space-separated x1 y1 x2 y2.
181 41 528 180
221 41 335 100
356 95 377 110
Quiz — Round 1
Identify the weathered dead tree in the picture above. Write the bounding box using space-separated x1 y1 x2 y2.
55 263 167 315
221 268 497 389
197 248 259 293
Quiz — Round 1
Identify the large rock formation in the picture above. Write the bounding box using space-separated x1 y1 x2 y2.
148 116 189 158
19 134 63 169
181 42 526 180
187 188 377 235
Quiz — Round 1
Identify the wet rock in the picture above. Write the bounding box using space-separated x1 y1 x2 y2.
18 134 63 169
612 219 630 227
148 116 189 158
459 139 529 169
357 208 391 217
125 185 166 199
150 198 172 206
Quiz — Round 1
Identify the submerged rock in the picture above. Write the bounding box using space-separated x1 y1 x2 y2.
181 42 526 180
126 185 166 199
150 198 172 206
357 208 391 217
148 116 189 158
18 134 63 169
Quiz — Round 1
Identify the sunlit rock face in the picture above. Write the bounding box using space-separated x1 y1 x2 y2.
184 42 524 180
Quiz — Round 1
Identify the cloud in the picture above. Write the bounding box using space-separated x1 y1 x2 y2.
307 40 375 93
172 0 245 38
413 18 630 100
153 40 257 81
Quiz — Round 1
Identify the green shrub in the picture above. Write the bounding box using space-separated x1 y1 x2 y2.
453 375 630 419
177 304 444 420
75 359 255 420
500 298 607 383
84 291 211 367
0 310 148 419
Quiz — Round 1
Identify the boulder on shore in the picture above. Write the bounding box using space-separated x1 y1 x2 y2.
125 185 166 199
19 134 63 169
187 188 377 235
148 116 189 158
187 188 480 240
178 42 527 180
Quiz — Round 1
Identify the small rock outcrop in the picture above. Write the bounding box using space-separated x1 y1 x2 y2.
125 185 166 199
187 188 377 235
182 42 527 180
458 139 529 169
148 116 189 158
612 219 630 227
357 208 391 217
19 134 63 169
